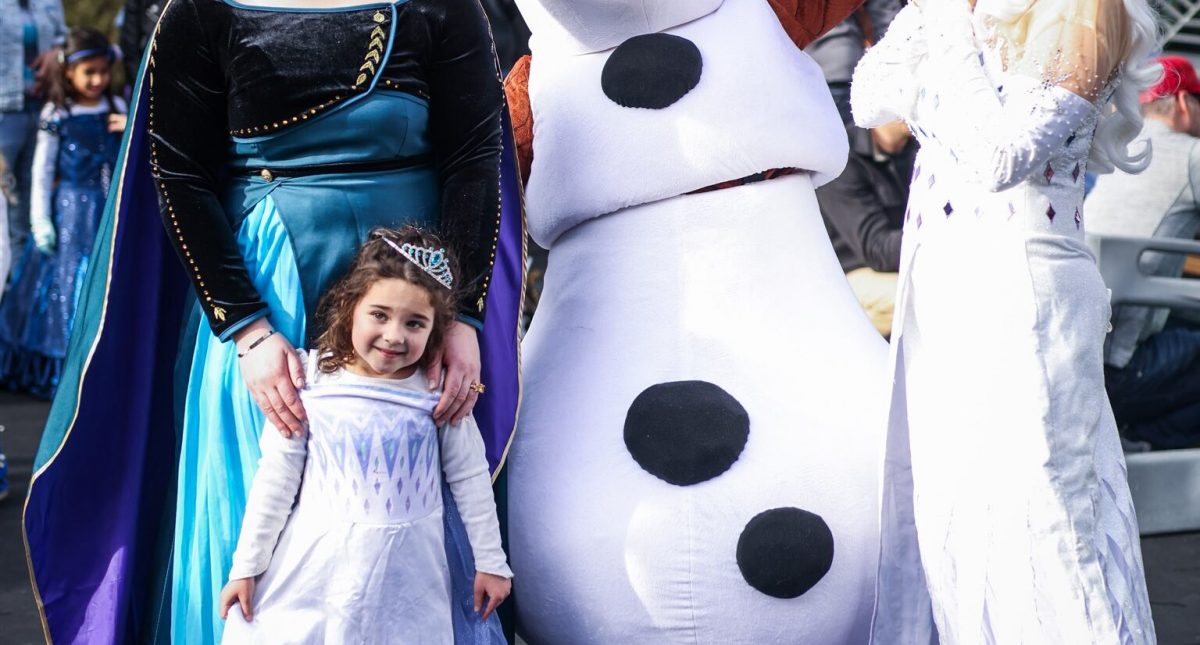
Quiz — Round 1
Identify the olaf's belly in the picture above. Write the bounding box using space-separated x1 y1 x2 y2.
511 175 886 643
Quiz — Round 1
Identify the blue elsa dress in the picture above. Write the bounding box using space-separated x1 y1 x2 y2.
0 102 121 397
22 1 525 643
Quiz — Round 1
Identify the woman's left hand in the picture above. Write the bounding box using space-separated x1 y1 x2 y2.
427 320 481 425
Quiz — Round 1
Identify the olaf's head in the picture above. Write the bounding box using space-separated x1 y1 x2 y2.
516 0 724 54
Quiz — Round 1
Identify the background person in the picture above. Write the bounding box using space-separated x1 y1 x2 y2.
1087 55 1200 450
805 0 902 124
0 0 67 250
0 27 125 399
817 118 915 337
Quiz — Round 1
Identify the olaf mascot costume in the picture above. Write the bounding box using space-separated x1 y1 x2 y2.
507 1 888 643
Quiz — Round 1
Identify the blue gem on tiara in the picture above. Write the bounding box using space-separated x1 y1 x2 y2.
383 239 454 289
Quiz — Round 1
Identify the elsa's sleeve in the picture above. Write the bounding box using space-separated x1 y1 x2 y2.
440 415 512 578
902 0 1126 191
227 424 308 580
851 4 927 128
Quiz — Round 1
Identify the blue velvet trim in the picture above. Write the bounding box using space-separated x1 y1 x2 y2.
456 314 484 332
216 309 269 343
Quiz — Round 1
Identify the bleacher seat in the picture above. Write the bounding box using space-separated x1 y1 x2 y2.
1087 233 1200 535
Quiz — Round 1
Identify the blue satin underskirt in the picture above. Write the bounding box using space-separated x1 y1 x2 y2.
171 194 304 644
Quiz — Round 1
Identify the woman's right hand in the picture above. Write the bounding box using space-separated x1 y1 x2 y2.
235 319 307 437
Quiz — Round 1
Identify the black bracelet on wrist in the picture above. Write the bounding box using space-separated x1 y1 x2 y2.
237 329 277 359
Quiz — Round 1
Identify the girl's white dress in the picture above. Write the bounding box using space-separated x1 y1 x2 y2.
853 1 1156 643
221 352 511 644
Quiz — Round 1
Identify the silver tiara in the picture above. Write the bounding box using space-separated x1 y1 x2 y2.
381 237 454 289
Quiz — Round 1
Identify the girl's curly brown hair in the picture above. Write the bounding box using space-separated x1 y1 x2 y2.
313 226 460 375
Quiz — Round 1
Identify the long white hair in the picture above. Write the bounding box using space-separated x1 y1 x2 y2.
979 0 1162 174
1094 0 1162 174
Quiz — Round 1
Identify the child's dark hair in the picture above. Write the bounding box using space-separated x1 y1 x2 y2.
314 226 460 374
46 27 116 110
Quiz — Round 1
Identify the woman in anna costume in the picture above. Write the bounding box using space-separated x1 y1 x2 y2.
22 0 525 642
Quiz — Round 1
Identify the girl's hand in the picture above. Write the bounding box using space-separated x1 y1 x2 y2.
472 572 511 621
426 321 481 426
107 113 128 133
218 577 256 621
235 319 307 437
32 226 55 255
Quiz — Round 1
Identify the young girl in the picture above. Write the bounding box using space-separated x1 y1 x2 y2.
218 227 512 643
0 27 125 397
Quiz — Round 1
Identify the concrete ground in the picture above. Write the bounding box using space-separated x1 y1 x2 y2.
2 391 1198 644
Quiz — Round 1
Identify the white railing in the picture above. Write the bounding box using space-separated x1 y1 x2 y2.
1158 0 1200 52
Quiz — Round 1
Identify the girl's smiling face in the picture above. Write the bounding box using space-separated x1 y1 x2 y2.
66 56 112 104
347 278 435 379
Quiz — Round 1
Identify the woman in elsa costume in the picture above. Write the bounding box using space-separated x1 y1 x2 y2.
22 0 526 642
852 0 1158 642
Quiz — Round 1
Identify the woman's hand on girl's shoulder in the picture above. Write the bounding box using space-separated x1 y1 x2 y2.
472 571 511 621
235 319 308 437
219 577 257 622
428 320 481 426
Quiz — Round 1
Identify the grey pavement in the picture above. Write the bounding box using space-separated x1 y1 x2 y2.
1 391 1198 644
1 392 51 645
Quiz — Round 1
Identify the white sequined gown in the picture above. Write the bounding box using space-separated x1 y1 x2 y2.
852 1 1156 643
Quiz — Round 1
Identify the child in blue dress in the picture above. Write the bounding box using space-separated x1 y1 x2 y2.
0 27 125 397
217 226 511 643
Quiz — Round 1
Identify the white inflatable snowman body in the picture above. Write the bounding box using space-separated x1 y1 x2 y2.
509 1 888 642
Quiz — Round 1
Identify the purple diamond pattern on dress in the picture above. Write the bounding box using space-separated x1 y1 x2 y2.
1075 208 1082 229
913 165 922 181
1043 163 1054 184
1047 204 1056 222
1008 202 1016 220
381 436 400 477
330 431 346 471
916 214 923 228
1072 163 1081 183
944 202 953 217
303 388 443 526
353 431 372 477
407 430 422 477
928 173 936 188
